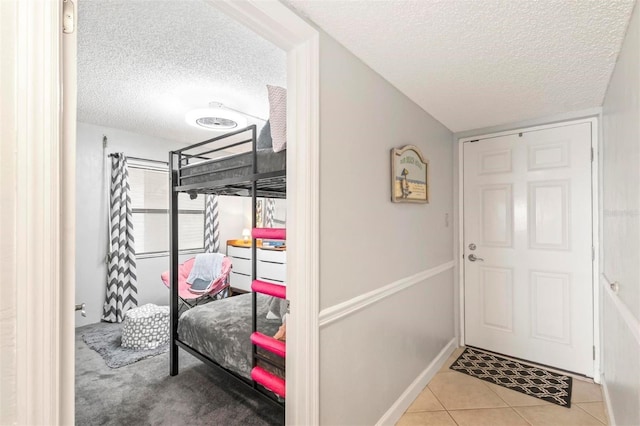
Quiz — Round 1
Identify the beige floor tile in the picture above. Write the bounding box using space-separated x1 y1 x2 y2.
448 407 530 426
438 347 465 373
515 404 605 425
428 371 507 410
572 379 603 403
486 382 553 407
406 387 445 412
578 402 609 424
396 411 457 426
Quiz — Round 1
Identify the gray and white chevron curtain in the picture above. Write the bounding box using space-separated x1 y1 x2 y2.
204 194 220 253
102 154 138 323
265 198 276 228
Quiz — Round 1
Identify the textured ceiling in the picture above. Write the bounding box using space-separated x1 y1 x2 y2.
78 0 286 145
286 0 635 132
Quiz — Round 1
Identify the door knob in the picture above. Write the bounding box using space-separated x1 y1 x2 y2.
468 254 484 262
75 303 86 317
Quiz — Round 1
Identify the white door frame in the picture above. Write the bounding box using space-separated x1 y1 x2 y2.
211 2 321 424
457 117 600 380
2 1 320 424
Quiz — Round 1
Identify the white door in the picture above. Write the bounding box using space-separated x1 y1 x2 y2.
463 122 593 375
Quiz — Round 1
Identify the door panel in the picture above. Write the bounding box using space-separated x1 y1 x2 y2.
528 180 569 250
480 184 513 247
480 266 514 332
463 122 593 375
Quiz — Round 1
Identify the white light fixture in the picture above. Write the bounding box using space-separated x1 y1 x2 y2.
242 228 251 243
185 102 248 131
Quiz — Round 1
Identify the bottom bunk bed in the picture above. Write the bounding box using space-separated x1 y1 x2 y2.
177 293 286 391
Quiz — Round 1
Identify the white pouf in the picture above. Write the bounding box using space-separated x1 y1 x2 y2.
121 304 170 350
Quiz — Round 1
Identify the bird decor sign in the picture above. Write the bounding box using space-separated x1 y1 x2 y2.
391 145 428 203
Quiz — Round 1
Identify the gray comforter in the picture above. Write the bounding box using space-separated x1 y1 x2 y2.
177 293 282 379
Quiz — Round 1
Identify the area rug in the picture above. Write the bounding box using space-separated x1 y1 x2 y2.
80 322 168 368
450 347 572 407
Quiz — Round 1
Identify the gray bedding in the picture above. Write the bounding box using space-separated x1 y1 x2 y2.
179 149 286 187
177 293 283 379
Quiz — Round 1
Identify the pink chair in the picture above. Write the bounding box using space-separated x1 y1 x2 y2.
161 256 232 310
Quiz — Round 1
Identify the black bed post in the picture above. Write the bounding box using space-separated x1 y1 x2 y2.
169 151 180 376
251 125 258 390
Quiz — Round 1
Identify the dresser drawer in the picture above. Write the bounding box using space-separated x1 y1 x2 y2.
230 257 252 275
230 271 251 292
227 245 252 260
257 261 286 283
257 248 286 263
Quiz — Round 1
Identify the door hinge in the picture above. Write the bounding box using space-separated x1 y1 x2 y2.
592 246 595 261
63 0 75 34
591 147 594 162
593 346 596 360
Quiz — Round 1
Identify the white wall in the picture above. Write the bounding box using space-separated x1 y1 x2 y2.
75 122 248 326
318 33 455 425
601 2 640 425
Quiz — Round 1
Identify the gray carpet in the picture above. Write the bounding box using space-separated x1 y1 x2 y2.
81 322 168 368
76 324 284 426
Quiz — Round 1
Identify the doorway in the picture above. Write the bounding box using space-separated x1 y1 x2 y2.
460 120 596 376
25 1 319 424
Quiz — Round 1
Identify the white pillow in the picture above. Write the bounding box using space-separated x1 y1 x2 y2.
267 85 287 152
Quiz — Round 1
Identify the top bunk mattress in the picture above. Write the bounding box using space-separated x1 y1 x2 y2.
178 149 286 188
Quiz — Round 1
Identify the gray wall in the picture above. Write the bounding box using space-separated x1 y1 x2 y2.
75 122 247 326
318 33 455 425
601 2 640 425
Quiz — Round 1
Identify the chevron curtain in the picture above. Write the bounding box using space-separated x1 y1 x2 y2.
265 198 276 228
102 154 138 323
204 194 220 253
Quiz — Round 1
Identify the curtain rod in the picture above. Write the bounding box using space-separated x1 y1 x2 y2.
108 153 169 165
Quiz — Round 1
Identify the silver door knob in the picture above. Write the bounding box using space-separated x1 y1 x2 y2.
75 303 86 317
468 254 484 262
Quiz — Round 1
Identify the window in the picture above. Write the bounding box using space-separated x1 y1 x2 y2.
128 162 204 255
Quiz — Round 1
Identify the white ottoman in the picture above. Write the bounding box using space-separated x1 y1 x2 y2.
121 304 170 350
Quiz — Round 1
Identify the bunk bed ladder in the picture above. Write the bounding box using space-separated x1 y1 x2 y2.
251 227 287 398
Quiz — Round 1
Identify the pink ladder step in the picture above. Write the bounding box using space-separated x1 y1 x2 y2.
252 280 286 299
252 227 286 240
251 366 286 398
251 332 286 358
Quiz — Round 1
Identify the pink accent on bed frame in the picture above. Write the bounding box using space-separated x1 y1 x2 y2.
251 366 286 398
251 332 286 358
252 227 286 240
251 280 286 299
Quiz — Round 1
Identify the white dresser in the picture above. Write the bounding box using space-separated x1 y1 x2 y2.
226 240 286 292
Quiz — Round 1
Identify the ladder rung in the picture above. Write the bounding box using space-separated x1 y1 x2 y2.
252 280 286 299
251 332 286 358
252 227 286 240
251 366 285 398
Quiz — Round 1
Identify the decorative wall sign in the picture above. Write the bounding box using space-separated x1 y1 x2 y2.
391 145 429 203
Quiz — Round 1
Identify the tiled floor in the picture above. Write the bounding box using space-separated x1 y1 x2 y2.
396 347 609 426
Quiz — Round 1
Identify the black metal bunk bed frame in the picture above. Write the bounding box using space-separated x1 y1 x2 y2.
168 125 285 408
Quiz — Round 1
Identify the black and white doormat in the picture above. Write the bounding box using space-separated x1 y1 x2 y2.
450 347 573 408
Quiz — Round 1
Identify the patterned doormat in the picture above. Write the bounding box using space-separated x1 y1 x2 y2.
450 347 573 408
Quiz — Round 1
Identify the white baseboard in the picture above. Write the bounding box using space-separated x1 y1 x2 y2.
376 338 458 426
601 376 617 426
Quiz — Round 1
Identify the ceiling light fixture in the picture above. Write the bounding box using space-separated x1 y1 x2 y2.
185 102 248 131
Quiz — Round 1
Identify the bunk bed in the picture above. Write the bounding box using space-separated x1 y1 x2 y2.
168 125 287 407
